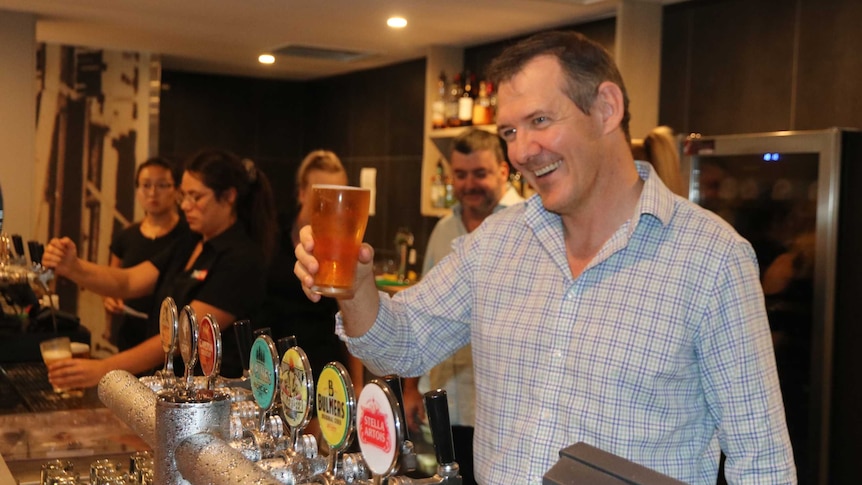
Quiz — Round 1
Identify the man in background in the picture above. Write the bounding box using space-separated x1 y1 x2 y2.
403 128 523 485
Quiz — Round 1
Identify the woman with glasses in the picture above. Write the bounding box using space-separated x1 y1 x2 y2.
105 157 189 353
42 148 277 388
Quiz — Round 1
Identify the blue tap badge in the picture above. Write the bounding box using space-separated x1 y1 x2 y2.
249 335 279 412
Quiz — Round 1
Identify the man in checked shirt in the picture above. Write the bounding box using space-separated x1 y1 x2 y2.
295 30 796 484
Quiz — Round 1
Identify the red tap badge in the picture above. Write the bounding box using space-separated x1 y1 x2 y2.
359 398 392 453
356 381 399 475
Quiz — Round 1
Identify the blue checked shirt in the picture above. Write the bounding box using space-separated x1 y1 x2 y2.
340 162 796 484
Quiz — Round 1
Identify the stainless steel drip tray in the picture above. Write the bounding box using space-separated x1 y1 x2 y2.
0 407 150 483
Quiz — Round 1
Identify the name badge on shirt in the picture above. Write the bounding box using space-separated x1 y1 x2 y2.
191 269 208 281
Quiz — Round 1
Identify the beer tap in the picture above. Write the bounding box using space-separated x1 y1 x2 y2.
258 341 329 483
394 227 414 283
354 377 406 484
228 334 328 483
176 305 199 397
381 375 418 475
234 319 255 381
232 334 281 462
198 313 223 392
155 297 179 390
277 339 314 457
10 234 26 266
316 361 359 484
386 389 461 485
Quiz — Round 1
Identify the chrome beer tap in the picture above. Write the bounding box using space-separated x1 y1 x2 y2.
386 389 461 485
227 335 328 483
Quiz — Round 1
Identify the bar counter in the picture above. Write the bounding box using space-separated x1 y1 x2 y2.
0 362 149 484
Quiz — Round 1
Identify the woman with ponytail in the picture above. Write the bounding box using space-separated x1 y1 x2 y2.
43 148 278 387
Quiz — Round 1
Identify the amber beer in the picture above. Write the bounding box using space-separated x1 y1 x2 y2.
310 184 371 297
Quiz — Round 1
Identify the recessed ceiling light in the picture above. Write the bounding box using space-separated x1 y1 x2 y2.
258 54 275 64
387 17 407 28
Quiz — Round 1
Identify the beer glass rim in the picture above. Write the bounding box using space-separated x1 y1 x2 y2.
311 184 368 191
41 336 71 347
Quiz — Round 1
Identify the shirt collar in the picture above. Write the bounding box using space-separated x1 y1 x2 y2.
632 160 676 228
523 160 677 229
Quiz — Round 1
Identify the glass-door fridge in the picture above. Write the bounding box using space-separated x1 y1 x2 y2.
683 128 862 485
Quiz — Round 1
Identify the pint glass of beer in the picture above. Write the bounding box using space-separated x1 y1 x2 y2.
310 184 371 298
39 337 72 393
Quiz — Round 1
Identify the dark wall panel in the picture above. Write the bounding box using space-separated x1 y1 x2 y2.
302 59 434 262
659 6 692 133
670 0 796 136
795 0 862 131
661 0 862 137
464 18 616 82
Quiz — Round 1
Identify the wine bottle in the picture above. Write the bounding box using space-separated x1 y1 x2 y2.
473 80 493 126
458 71 475 127
445 73 462 128
431 71 447 129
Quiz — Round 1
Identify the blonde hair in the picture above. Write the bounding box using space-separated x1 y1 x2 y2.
631 126 685 197
296 150 346 193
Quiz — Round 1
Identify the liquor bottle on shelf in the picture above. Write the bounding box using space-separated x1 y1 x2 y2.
431 71 447 130
457 71 475 127
445 72 462 128
444 175 455 208
473 80 493 126
431 160 447 208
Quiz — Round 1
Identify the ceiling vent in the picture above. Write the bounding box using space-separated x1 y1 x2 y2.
272 44 371 63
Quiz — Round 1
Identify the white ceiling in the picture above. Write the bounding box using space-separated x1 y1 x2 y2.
0 0 685 81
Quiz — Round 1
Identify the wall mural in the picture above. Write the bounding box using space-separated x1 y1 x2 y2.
34 44 152 354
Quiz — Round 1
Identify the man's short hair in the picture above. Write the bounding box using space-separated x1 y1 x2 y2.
487 30 631 141
449 128 506 164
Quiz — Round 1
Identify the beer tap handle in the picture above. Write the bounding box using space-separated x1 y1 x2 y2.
424 389 456 465
382 374 409 441
26 241 39 265
11 235 24 260
233 319 254 375
276 335 297 358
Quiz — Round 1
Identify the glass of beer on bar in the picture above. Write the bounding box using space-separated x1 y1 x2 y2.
310 184 371 298
39 336 72 394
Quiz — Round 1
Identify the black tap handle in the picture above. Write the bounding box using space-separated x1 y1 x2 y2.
11 235 24 258
276 335 298 358
26 241 39 265
382 374 409 441
35 243 44 264
254 327 272 338
424 389 456 465
233 319 254 372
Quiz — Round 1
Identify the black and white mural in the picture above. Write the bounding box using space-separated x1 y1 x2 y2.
34 44 152 351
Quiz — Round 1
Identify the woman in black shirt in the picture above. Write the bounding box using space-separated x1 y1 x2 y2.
43 148 277 387
105 157 189 351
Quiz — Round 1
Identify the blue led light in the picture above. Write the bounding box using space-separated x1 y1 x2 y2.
762 153 780 162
